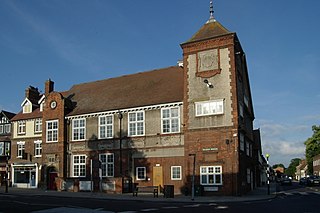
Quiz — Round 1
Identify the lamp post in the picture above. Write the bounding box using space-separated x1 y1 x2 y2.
4 142 10 193
118 111 123 193
266 153 270 195
189 154 196 201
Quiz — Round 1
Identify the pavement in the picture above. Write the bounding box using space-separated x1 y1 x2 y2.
0 183 277 203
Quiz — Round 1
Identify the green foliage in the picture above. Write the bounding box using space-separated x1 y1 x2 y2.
285 158 301 177
304 125 320 174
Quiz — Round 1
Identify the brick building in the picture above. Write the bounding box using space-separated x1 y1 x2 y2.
8 3 263 196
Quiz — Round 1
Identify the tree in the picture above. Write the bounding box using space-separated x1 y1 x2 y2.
285 158 301 177
272 164 285 169
304 125 320 175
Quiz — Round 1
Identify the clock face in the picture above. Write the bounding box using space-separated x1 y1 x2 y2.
50 101 57 109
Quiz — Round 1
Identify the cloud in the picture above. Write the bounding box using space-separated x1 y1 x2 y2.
256 119 308 166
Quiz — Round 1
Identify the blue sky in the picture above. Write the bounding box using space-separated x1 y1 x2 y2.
1 0 319 167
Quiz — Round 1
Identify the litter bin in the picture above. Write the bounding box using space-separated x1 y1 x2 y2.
163 185 174 198
194 185 202 196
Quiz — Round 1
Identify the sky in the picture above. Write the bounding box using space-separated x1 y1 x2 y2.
0 0 319 167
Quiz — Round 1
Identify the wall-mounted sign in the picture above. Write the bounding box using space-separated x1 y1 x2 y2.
202 147 218 152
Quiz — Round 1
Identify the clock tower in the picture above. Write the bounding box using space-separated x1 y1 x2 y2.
181 1 254 195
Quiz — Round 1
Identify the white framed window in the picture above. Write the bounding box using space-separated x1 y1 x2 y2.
99 115 113 139
0 125 3 134
72 118 86 141
46 120 58 142
171 166 182 180
18 121 26 134
17 141 25 158
4 124 10 133
128 111 144 136
73 155 86 177
195 100 224 116
136 167 146 180
240 133 245 151
34 118 42 133
34 140 42 157
99 153 114 177
161 107 180 134
200 166 222 185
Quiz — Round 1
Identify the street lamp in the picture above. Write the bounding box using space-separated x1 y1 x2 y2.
266 153 270 195
4 143 10 193
189 154 196 201
118 111 123 193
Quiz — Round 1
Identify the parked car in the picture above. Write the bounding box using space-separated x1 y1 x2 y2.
299 177 307 185
307 175 320 186
280 175 292 185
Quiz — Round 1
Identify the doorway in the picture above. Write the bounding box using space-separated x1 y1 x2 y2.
152 166 163 191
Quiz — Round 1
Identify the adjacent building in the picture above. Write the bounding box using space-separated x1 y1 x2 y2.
10 86 43 188
313 155 320 176
8 3 263 196
0 110 16 186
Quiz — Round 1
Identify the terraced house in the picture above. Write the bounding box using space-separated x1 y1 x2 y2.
0 110 15 186
8 4 264 196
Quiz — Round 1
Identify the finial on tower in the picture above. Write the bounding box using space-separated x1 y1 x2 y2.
208 0 216 23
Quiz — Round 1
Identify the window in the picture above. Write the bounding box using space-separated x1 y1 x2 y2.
72 119 86 141
136 167 146 180
34 140 42 157
73 155 86 177
0 143 3 155
0 125 3 134
46 120 58 142
18 121 26 134
171 166 182 180
99 153 114 177
34 118 42 133
246 141 250 156
161 107 180 133
5 142 10 156
247 168 251 184
239 103 244 118
240 133 245 151
200 166 222 185
23 101 32 113
4 124 10 133
128 111 144 136
17 141 25 158
99 115 113 139
195 100 224 116
244 94 249 107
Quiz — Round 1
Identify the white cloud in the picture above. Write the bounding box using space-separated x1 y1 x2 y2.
256 119 308 166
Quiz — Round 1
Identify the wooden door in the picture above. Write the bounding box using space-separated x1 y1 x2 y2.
48 172 58 190
152 166 163 191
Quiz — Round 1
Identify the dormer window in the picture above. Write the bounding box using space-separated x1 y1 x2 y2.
22 99 32 114
38 95 45 112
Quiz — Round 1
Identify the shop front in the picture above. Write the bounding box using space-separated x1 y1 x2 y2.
11 163 39 188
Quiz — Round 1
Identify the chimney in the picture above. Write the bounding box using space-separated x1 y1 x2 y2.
25 86 40 103
45 79 54 95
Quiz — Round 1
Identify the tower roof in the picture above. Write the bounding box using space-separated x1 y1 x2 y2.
182 1 233 45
